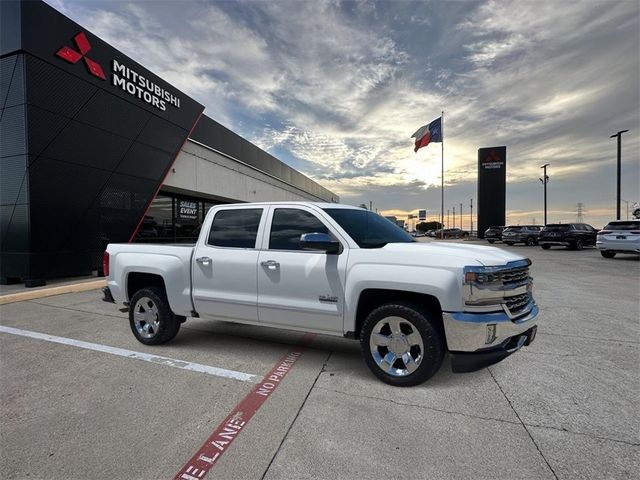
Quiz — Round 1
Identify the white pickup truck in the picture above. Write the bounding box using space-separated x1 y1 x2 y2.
103 202 539 386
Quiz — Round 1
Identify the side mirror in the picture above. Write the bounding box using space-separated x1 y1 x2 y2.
299 232 341 254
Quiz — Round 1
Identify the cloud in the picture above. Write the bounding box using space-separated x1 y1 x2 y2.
45 0 639 228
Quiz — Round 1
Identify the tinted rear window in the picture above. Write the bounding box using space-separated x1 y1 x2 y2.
544 224 571 232
208 209 263 248
604 221 640 231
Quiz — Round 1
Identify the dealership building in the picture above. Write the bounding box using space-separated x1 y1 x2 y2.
0 0 337 286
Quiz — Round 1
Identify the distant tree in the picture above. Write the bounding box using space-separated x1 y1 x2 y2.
416 221 442 232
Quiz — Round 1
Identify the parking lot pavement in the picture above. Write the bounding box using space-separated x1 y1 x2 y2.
1 241 638 479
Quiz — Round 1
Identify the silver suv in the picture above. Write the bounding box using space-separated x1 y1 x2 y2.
502 225 543 246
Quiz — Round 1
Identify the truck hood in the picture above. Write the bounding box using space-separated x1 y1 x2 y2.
381 241 526 267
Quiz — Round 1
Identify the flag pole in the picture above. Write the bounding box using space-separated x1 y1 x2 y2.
441 110 444 239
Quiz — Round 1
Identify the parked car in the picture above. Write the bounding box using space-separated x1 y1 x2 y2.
538 223 598 250
596 220 640 258
501 225 543 246
103 202 539 387
435 228 469 239
484 226 505 243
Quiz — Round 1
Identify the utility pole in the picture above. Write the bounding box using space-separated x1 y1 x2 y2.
369 200 372 211
539 164 550 225
623 200 629 220
447 209 450 227
610 130 629 220
470 198 473 234
453 207 456 228
460 203 463 230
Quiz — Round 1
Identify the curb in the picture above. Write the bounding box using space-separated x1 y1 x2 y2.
0 279 106 305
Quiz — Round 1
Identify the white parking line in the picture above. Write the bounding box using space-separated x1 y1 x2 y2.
0 325 259 383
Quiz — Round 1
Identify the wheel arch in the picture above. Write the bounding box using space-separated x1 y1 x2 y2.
126 272 167 303
352 289 443 340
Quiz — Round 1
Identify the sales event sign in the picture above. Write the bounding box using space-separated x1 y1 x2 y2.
177 199 198 224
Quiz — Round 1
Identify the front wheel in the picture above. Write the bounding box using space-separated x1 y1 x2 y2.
129 287 181 345
506 242 515 246
572 239 584 250
526 237 536 246
487 239 495 244
541 244 551 250
601 250 616 258
360 303 444 387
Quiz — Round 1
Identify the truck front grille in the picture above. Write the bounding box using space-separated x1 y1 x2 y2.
505 292 531 316
500 267 530 286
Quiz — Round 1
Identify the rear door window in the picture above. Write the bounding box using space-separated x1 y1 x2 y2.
207 209 263 248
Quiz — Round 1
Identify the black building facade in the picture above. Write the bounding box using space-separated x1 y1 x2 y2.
1 1 335 286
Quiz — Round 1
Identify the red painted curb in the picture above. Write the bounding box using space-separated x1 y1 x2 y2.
174 334 316 479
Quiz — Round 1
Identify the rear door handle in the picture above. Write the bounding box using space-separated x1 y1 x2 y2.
260 260 280 270
196 256 211 265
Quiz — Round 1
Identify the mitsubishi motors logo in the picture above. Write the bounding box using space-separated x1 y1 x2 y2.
56 32 106 80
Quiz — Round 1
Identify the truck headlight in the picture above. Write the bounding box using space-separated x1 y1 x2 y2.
463 261 532 312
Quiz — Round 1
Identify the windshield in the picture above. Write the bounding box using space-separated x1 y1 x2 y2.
504 227 522 232
604 221 640 231
323 208 415 248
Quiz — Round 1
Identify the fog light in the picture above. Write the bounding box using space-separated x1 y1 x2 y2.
486 324 497 344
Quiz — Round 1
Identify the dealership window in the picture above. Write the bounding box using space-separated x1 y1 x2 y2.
133 194 225 244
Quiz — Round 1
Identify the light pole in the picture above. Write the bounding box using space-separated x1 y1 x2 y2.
610 130 629 220
470 198 473 233
539 164 550 225
453 207 456 228
447 209 450 227
460 203 463 230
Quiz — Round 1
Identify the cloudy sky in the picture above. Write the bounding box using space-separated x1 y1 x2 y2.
47 0 639 228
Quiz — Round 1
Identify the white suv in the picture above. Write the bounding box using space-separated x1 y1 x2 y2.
597 220 640 258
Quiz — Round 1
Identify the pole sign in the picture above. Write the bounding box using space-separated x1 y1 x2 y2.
477 147 506 239
418 210 427 221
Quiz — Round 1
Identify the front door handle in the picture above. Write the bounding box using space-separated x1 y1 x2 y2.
260 260 280 270
196 256 211 266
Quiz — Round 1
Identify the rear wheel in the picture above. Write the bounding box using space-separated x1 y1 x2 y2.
361 302 444 387
506 242 515 246
487 239 495 244
525 237 536 246
129 287 181 345
601 250 616 258
541 244 551 250
572 239 584 250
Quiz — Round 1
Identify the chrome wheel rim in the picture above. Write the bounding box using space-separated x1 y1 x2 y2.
369 316 424 377
133 296 160 339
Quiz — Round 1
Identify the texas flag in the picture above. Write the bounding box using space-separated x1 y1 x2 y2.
411 117 442 152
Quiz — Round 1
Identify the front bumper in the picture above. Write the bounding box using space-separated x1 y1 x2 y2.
443 303 539 352
450 326 537 373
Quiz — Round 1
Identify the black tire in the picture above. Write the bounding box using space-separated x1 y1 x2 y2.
506 242 515 246
525 237 536 246
129 287 181 345
571 239 583 251
360 302 444 387
488 239 495 244
601 250 616 258
541 244 551 250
